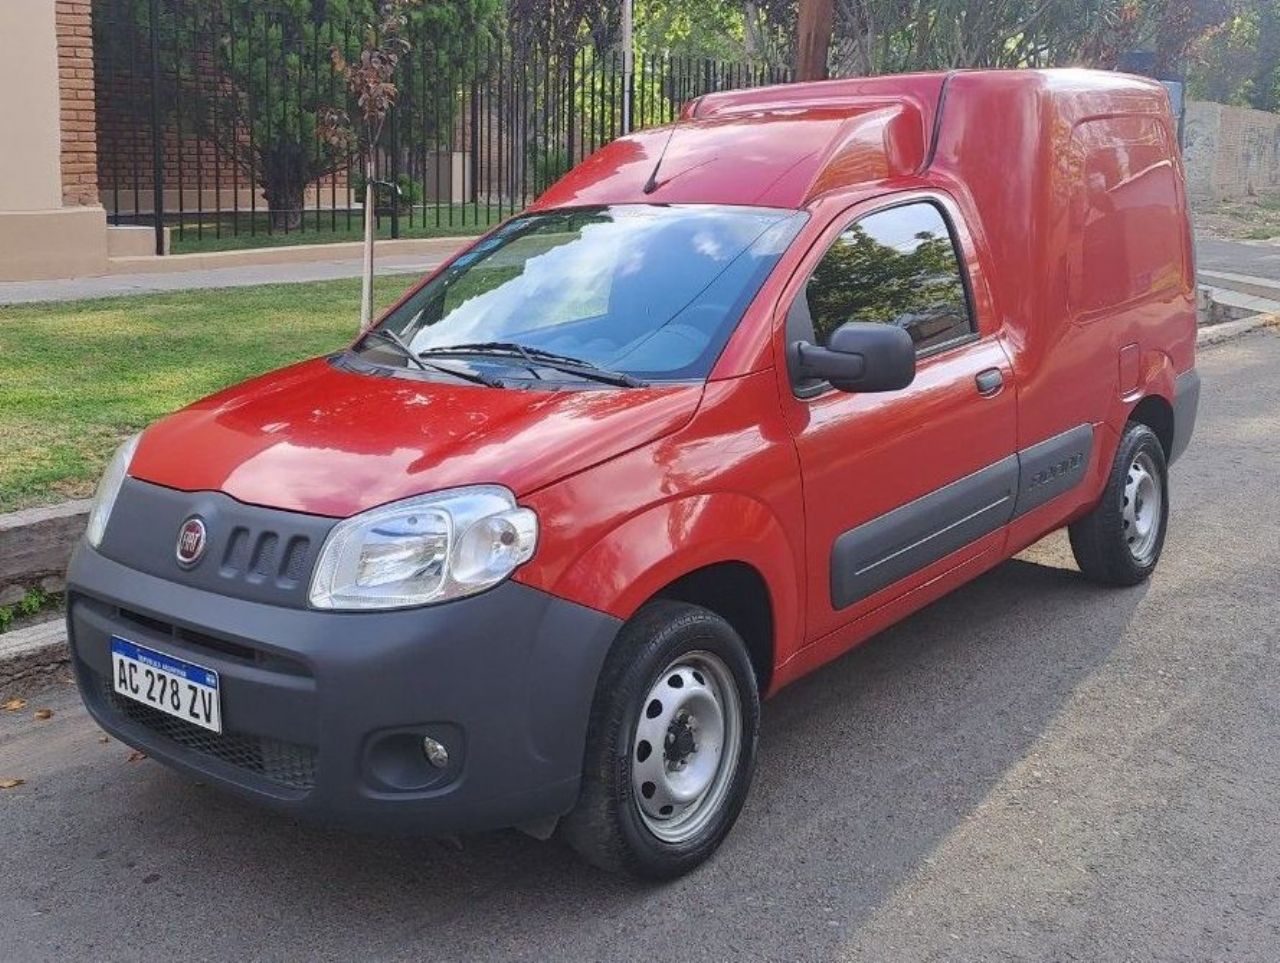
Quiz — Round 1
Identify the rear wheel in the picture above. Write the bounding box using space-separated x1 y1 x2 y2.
1069 422 1169 586
559 600 760 879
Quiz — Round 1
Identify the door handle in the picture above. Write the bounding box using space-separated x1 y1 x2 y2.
975 368 1003 395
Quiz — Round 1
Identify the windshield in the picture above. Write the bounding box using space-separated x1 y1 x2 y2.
360 205 806 383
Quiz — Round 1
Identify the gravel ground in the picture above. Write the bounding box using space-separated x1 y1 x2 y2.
1 331 1278 962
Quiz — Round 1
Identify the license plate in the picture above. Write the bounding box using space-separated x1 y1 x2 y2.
110 637 222 734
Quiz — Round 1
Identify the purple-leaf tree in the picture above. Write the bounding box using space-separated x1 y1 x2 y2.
320 0 418 328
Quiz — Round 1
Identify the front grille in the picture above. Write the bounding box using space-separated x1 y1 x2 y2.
115 607 309 677
221 528 312 589
101 479 336 608
100 678 317 792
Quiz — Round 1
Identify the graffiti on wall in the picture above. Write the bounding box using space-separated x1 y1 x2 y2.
1184 101 1280 200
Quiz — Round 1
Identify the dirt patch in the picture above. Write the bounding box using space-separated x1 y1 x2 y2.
1193 191 1280 240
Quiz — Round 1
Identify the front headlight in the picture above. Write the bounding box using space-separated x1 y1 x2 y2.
308 486 538 610
86 434 141 548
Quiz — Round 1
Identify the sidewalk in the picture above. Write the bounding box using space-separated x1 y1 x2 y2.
0 232 1270 307
0 246 461 305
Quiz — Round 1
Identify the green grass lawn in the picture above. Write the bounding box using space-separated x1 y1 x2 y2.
0 277 411 514
168 205 504 254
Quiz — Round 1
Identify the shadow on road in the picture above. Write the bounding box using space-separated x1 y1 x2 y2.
89 544 1145 958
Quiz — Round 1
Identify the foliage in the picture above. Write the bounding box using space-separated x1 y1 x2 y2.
507 0 619 58
96 0 501 229
527 147 573 195
806 223 964 343
319 0 417 165
1185 2 1280 111
0 588 55 635
349 171 425 215
498 0 1257 96
824 0 1137 73
504 0 793 68
318 0 422 325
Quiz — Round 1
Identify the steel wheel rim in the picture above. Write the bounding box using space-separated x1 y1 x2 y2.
630 650 742 844
1123 451 1163 564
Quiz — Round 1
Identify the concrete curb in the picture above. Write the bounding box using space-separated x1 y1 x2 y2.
0 619 69 693
0 499 90 605
0 314 1276 688
1197 311 1280 346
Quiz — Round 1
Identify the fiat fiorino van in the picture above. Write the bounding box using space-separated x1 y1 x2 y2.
68 69 1199 879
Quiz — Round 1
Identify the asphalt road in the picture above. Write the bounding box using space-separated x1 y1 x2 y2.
1197 236 1280 281
3 332 1280 962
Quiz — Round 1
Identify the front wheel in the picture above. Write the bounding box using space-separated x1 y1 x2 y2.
559 600 760 879
1069 421 1169 586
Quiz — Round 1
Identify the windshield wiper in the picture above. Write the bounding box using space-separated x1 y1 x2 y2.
361 329 504 388
419 341 648 388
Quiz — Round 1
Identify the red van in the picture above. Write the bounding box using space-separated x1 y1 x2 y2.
68 69 1199 879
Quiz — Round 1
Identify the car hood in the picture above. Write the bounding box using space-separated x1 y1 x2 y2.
129 356 703 517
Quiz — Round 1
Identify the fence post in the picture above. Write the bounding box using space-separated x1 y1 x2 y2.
390 102 400 239
621 0 634 133
148 0 165 256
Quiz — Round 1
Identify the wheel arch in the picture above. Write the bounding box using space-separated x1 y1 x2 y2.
650 561 776 694
1129 393 1175 461
1118 348 1178 463
537 493 804 694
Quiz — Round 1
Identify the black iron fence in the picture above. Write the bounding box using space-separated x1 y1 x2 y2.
92 0 791 255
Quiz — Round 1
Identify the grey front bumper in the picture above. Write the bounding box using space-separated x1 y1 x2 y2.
67 542 620 835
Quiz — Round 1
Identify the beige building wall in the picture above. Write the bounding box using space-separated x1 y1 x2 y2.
0 0 63 211
1184 100 1280 202
0 0 107 280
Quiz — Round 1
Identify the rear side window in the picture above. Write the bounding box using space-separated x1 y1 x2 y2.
794 201 975 354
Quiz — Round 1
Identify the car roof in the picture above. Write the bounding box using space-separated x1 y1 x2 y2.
529 69 1168 211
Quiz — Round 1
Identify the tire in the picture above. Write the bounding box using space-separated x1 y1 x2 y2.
559 600 760 880
1069 421 1169 586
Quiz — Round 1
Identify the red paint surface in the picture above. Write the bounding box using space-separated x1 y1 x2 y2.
131 359 701 517
130 69 1195 694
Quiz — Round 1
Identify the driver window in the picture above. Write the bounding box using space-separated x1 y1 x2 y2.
794 201 975 354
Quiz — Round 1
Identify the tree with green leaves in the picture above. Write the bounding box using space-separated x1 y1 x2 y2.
806 223 964 343
787 0 1239 81
103 0 500 231
1183 1 1280 110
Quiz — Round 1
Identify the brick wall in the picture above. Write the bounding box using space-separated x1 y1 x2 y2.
94 61 248 203
1184 100 1280 202
56 0 98 207
94 62 350 216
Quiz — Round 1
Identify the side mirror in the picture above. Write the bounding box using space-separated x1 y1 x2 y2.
790 322 916 393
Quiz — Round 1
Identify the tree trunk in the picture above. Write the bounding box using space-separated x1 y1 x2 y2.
796 0 835 81
259 141 309 231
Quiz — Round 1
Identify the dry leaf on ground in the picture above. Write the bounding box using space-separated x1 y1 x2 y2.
0 779 25 790
33 709 53 721
2 699 27 712
127 750 147 762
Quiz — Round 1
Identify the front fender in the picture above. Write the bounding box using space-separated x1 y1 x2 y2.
523 493 805 676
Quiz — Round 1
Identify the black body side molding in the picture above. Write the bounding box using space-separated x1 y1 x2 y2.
829 424 1096 610
1170 369 1200 465
1011 424 1094 518
830 456 1019 609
